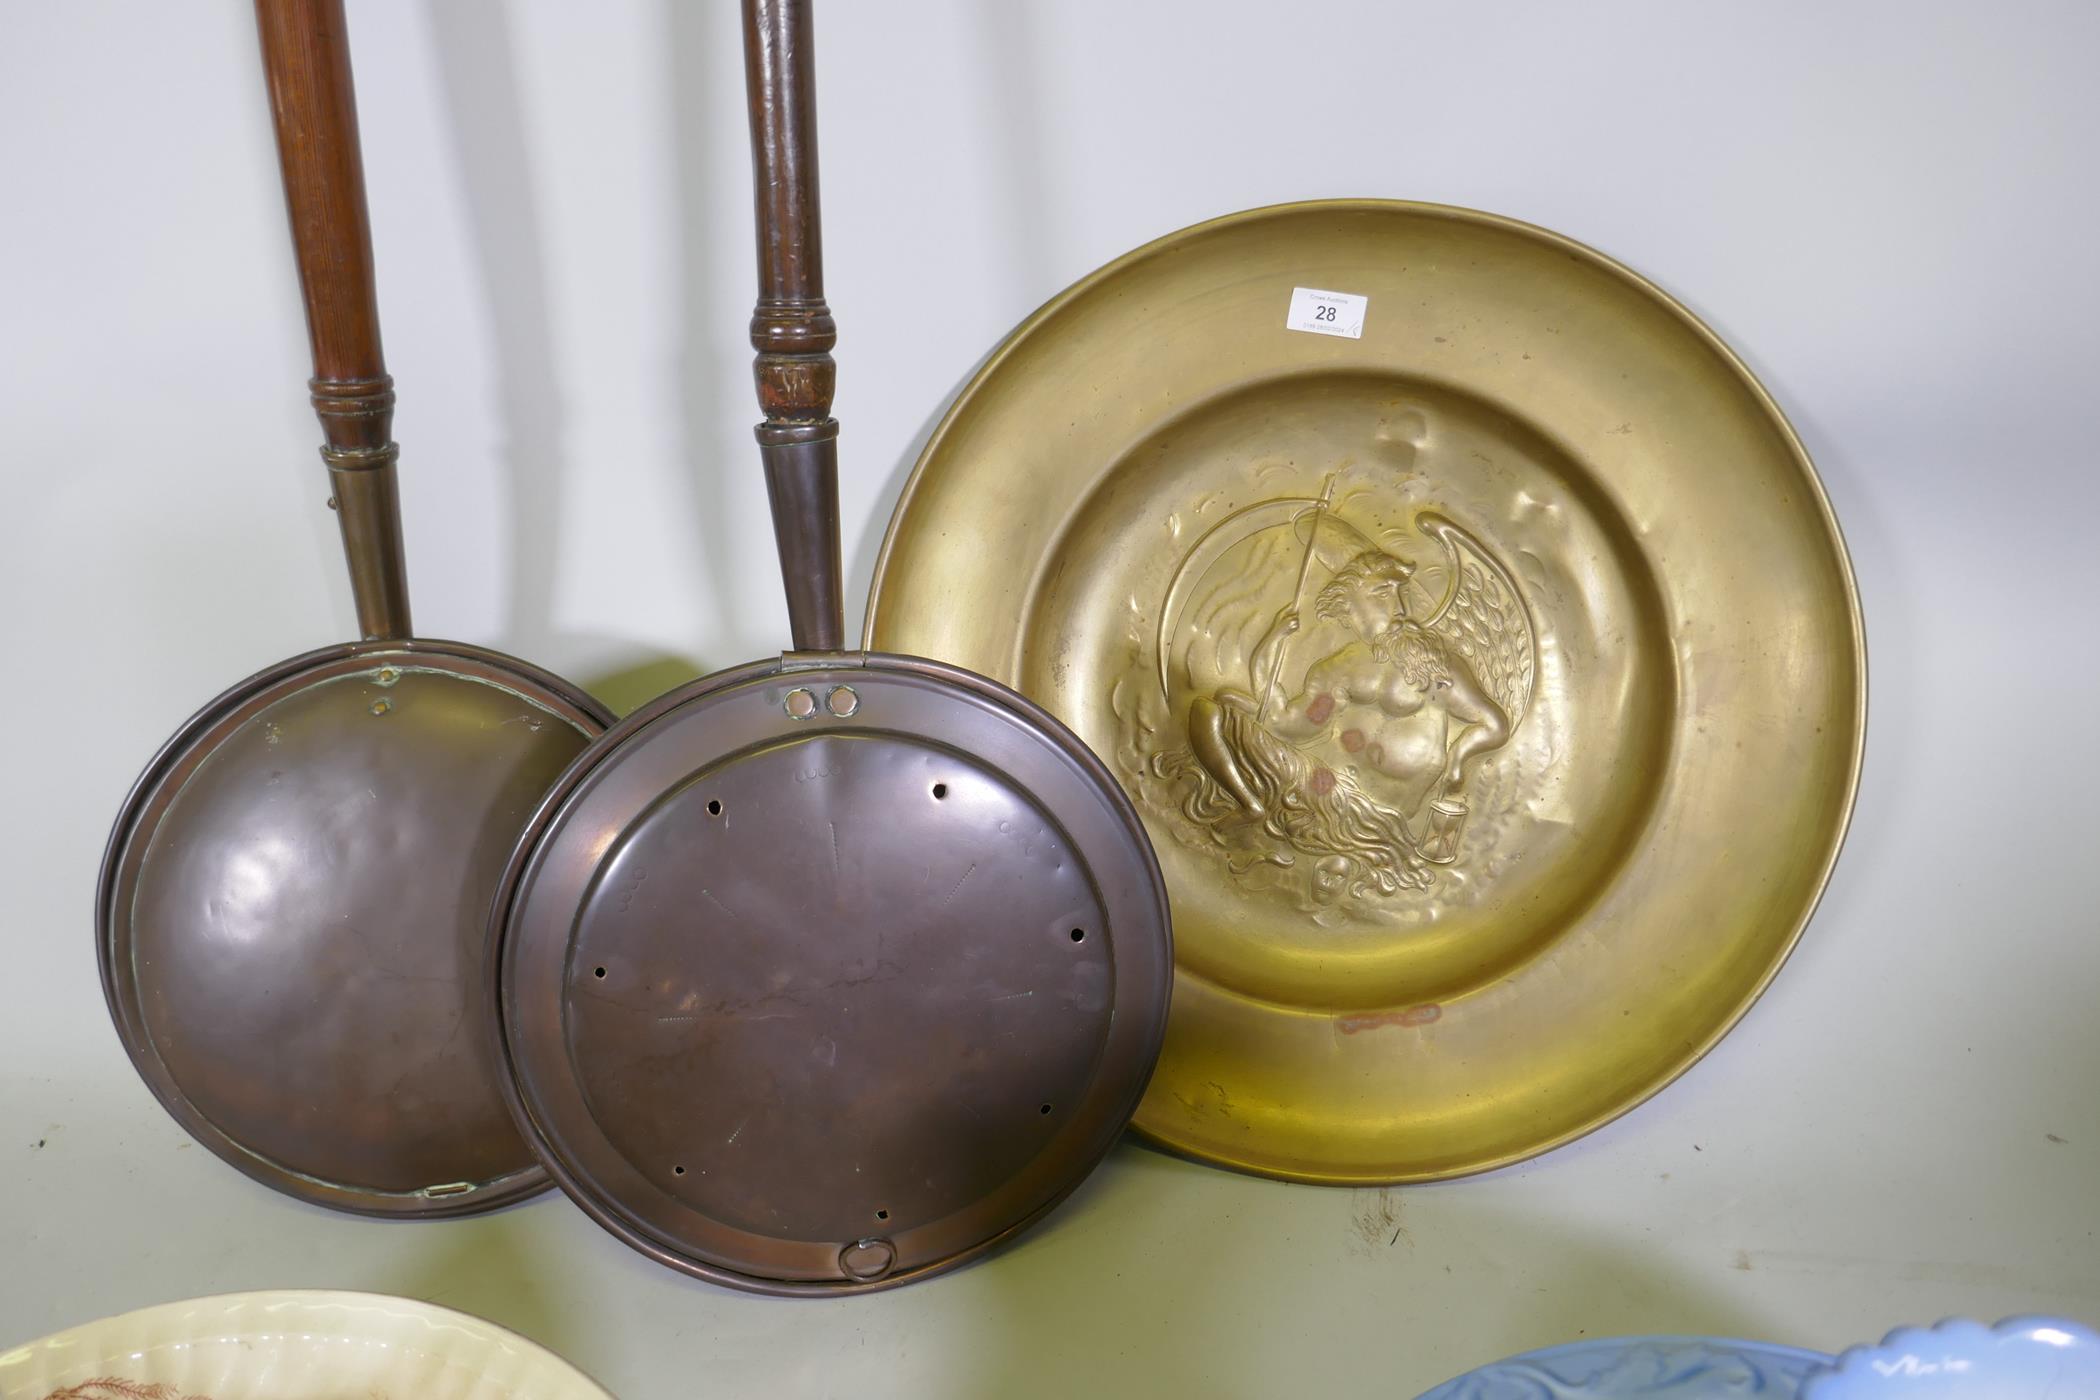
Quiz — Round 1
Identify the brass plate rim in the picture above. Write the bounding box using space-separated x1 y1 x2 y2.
866 197 1866 1185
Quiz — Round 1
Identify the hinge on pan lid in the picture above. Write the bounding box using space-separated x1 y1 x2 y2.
779 649 866 672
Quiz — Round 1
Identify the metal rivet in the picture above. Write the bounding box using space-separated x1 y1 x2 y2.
369 698 391 716
838 1237 896 1281
826 684 860 717
784 687 818 720
374 667 400 686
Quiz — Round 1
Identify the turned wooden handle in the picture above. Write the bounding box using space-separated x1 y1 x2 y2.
255 0 411 641
744 0 843 652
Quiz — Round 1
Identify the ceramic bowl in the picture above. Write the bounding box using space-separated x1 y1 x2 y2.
0 1291 611 1400
1416 1335 1833 1397
1803 1318 2100 1399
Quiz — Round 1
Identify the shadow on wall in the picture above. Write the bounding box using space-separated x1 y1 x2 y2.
663 0 743 661
970 3 1057 312
843 5 1065 644
426 2 1072 672
424 0 720 711
845 364 977 644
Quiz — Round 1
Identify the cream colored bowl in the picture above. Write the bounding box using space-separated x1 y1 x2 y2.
0 1291 611 1400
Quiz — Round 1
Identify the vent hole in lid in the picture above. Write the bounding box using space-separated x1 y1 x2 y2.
932 783 948 799
876 1208 889 1220
594 967 607 978
1069 927 1086 942
673 1165 686 1176
706 798 723 816
1039 1103 1053 1115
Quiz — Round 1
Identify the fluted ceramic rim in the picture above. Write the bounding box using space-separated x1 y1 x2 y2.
0 1290 611 1400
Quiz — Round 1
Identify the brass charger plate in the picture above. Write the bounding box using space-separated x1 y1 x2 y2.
867 200 1864 1182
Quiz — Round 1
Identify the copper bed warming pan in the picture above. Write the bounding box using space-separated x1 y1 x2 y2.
868 201 1865 1184
95 0 611 1215
484 0 1172 1295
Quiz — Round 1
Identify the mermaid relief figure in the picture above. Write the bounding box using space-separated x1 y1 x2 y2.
1175 523 1529 898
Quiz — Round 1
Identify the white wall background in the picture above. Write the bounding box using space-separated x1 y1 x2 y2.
4 2 2098 1396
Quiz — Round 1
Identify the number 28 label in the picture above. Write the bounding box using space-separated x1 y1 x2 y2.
1285 286 1367 339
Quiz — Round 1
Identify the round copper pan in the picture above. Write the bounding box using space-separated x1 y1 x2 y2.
95 1 612 1216
99 640 608 1215
490 653 1171 1293
483 0 1173 1291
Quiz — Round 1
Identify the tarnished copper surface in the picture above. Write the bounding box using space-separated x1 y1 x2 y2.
491 654 1170 1292
484 0 1174 1293
99 641 608 1214
92 0 617 1216
868 199 1865 1183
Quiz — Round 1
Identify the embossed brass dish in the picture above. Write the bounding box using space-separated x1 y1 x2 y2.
868 200 1864 1182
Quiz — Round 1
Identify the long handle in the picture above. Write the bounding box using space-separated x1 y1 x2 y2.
255 0 411 641
744 0 842 652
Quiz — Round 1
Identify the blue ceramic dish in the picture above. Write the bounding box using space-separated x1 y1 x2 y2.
1417 1336 1832 1398
1803 1318 2100 1398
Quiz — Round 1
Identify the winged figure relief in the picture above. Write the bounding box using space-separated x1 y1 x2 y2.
1143 490 1536 907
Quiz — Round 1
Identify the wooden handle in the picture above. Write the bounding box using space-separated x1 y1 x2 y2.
744 0 842 652
256 0 411 641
